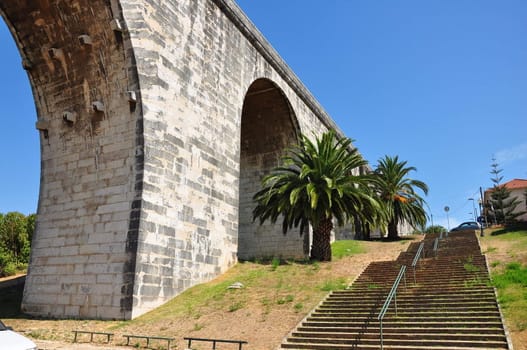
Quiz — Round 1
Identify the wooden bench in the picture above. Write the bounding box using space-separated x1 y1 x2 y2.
123 334 175 349
72 330 113 343
184 337 248 350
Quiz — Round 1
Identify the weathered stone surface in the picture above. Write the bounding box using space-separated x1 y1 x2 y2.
0 0 350 320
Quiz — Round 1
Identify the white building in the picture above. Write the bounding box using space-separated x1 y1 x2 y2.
484 178 527 223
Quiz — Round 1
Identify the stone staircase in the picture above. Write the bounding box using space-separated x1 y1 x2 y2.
279 231 511 349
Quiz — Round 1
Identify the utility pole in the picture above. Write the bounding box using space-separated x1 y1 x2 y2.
444 206 450 231
479 187 485 237
468 198 477 221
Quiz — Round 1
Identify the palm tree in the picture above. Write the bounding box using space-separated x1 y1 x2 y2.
373 155 429 240
252 131 380 261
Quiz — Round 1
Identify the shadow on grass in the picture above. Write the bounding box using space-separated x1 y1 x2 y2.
380 235 419 243
491 222 527 236
239 256 309 266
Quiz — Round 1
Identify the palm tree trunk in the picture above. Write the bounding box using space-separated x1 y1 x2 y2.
364 222 371 241
387 219 399 240
311 217 333 261
353 214 363 240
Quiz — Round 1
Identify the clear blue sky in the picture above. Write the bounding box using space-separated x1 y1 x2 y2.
1 1 526 230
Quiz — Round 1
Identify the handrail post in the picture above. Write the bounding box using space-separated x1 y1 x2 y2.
378 265 406 350
412 242 424 284
380 320 384 350
394 292 398 317
433 237 439 257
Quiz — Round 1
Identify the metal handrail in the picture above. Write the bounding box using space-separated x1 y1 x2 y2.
433 237 439 256
377 265 407 350
411 242 424 284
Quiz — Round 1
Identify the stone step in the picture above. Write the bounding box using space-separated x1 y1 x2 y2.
281 337 508 349
330 289 496 297
340 288 496 295
357 269 489 278
307 315 503 323
297 326 505 334
321 296 498 304
301 320 505 328
290 331 507 342
279 233 510 350
281 344 507 350
317 305 500 313
310 310 502 318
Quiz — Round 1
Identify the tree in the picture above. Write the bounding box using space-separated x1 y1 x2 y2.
252 131 380 261
425 225 447 234
489 159 525 225
0 212 30 264
372 155 429 240
26 213 36 243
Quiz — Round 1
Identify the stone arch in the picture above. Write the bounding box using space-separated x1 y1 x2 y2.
238 78 307 260
0 1 143 319
0 0 343 320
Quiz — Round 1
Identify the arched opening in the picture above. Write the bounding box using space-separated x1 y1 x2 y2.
238 78 307 260
0 20 39 215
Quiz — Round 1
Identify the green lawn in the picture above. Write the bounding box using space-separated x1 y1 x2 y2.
481 226 527 331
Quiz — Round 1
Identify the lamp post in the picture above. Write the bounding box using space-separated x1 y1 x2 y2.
444 206 450 231
468 198 477 221
424 202 433 232
479 187 485 237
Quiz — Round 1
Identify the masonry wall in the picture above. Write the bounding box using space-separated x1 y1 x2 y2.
120 0 342 316
1 0 141 319
3 0 347 319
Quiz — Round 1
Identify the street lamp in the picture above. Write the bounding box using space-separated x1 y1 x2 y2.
444 206 450 231
468 198 477 221
424 201 433 231
479 187 485 237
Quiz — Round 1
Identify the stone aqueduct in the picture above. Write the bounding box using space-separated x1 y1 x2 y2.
1 0 354 319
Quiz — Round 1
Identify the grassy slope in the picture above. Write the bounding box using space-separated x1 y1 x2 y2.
479 227 527 340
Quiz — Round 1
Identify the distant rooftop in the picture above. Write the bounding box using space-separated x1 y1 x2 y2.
502 178 527 190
